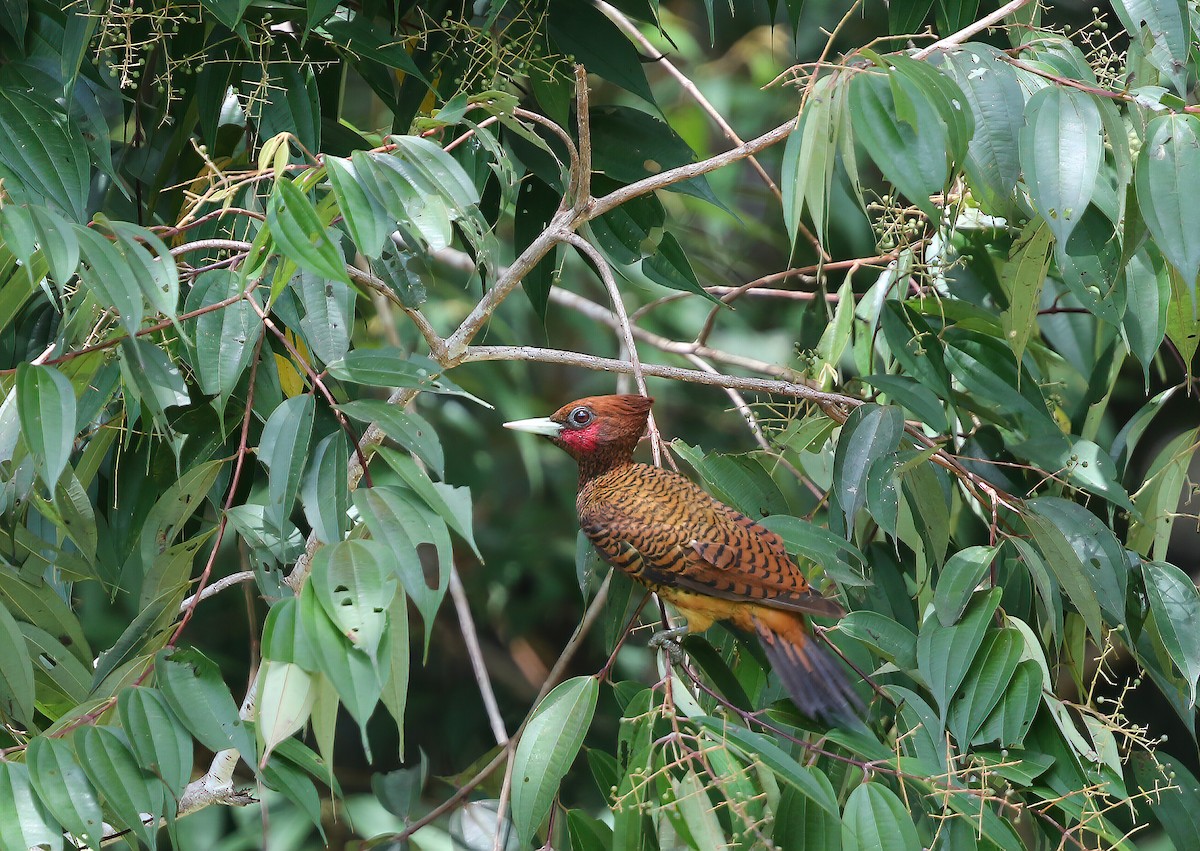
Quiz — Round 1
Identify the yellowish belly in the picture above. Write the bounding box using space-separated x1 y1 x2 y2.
649 585 759 633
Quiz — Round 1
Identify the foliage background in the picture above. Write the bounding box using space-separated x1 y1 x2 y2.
0 0 1199 849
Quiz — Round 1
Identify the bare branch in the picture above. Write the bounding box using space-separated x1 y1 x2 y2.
450 565 508 747
911 0 1034 59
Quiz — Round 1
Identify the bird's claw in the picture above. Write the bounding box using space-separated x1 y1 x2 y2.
648 625 689 663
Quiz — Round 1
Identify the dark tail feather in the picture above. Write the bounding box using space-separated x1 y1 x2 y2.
755 619 861 723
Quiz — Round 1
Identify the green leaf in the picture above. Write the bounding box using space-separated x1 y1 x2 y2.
841 782 920 851
259 394 316 544
53 470 98 565
76 225 144 334
311 539 395 661
972 659 1042 747
850 70 948 219
199 0 252 29
21 623 91 709
0 89 88 222
1130 751 1200 851
1023 511 1103 641
261 756 327 839
118 338 190 423
773 778 843 851
1165 261 1199 380
0 573 91 666
76 725 162 845
884 56 973 167
937 45 1025 213
340 399 444 477
377 448 481 559
1020 86 1103 252
695 718 841 818
670 441 788 519
380 590 410 759
259 62 321 154
946 628 1024 746
137 458 224 570
832 404 904 532
16 363 76 491
299 583 382 741
933 546 998 627
1129 427 1198 560
1027 497 1127 627
300 431 350 545
514 173 563 320
192 270 262 411
1056 205 1124 326
326 155 389 258
354 485 453 656
295 271 354 367
327 349 486 404
1112 0 1190 93
511 676 599 845
0 600 35 726
588 105 720 206
268 176 351 286
157 647 256 766
998 219 1052 364
118 687 193 797
783 74 837 247
917 588 1000 718
1142 560 1200 705
27 736 104 850
757 514 870 586
638 231 712 302
1123 248 1170 383
548 2 653 104
0 761 62 851
99 218 180 322
840 610 917 670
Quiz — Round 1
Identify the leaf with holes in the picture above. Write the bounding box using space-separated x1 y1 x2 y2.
311 539 395 662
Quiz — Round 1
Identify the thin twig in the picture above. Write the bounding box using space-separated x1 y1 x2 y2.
561 233 663 465
450 565 508 746
179 570 257 611
911 0 1034 59
396 570 614 844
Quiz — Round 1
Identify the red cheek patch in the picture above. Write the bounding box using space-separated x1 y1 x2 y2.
560 422 601 454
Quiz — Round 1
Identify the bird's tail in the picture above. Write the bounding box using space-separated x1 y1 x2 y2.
754 614 861 722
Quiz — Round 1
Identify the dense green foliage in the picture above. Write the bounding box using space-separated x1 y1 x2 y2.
0 0 1198 848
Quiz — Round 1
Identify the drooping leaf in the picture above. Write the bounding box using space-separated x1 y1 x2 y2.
841 782 920 851
1020 86 1103 253
27 736 104 850
510 676 599 845
832 404 905 533
0 761 62 851
268 176 352 286
156 647 256 766
16 362 76 491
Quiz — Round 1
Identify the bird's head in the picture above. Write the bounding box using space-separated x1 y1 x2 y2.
504 394 654 465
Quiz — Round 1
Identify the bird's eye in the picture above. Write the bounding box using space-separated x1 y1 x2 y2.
569 407 593 427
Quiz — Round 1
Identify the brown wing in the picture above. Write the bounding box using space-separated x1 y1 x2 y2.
580 464 844 619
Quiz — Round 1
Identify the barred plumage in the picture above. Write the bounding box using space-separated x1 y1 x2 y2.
504 394 859 721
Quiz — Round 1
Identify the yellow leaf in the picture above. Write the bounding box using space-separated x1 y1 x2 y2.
275 353 306 398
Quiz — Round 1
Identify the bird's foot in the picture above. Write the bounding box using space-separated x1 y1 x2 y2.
648 625 689 664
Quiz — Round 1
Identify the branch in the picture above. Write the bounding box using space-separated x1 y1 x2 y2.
589 118 797 219
548 287 806 381
450 565 508 747
911 0 1034 60
561 233 664 464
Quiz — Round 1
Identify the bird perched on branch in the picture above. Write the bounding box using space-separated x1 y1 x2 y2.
504 394 859 722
